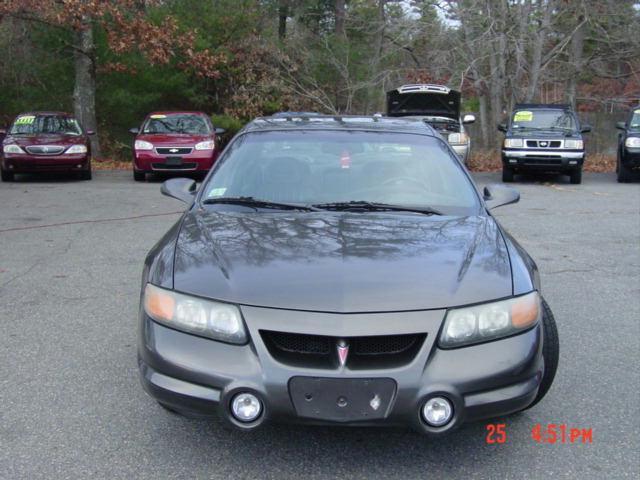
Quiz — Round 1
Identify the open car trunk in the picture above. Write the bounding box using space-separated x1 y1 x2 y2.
386 85 461 121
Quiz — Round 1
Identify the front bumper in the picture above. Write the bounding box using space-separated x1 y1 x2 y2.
138 305 543 434
502 149 584 171
133 150 217 173
621 147 640 168
2 153 89 173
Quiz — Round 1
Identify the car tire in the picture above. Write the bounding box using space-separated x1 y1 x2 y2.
80 169 92 180
617 158 633 183
569 167 582 184
502 166 514 183
133 170 146 182
1 168 14 182
524 298 559 410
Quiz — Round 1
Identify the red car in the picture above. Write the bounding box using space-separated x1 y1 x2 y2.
1 112 93 182
130 111 224 181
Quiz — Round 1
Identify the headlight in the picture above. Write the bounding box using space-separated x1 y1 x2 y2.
503 138 523 148
134 140 154 150
66 144 88 154
439 291 540 348
3 144 25 154
195 140 215 150
143 283 247 344
625 137 640 148
448 133 468 145
564 139 583 149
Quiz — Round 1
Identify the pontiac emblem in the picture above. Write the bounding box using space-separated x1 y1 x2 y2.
337 339 349 367
42 146 49 153
169 148 179 153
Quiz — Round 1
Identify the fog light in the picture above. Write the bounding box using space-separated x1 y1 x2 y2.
421 397 453 427
231 392 262 422
77 164 82 168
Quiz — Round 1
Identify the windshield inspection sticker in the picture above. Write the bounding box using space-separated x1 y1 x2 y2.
513 111 533 122
209 187 227 197
15 115 35 125
150 114 167 119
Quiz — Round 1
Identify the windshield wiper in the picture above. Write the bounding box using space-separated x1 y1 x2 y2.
312 201 442 216
202 196 321 211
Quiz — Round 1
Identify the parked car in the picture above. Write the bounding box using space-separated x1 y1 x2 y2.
386 84 475 164
137 114 558 435
499 104 591 184
615 105 640 183
1 111 93 182
130 111 224 182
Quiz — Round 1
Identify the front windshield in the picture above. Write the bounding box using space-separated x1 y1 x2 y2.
629 110 640 131
9 115 82 135
201 130 480 215
142 114 211 134
511 109 576 131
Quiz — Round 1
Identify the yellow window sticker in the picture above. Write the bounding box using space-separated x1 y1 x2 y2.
150 114 166 119
513 111 533 122
209 187 226 197
15 115 35 125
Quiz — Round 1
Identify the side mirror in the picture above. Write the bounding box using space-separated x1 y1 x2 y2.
86 130 95 136
616 121 626 130
129 127 139 135
580 125 592 133
497 123 507 133
462 114 476 124
0 128 6 135
483 184 520 210
214 127 226 135
161 178 197 204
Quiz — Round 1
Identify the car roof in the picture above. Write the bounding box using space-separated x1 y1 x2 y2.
16 111 73 117
513 103 572 110
242 115 439 136
147 111 208 116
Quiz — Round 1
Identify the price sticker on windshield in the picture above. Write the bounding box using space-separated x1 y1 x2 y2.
15 115 35 125
150 114 166 119
513 111 533 122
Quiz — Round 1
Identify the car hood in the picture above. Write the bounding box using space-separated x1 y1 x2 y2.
136 134 212 146
172 210 512 313
387 89 461 120
3 134 86 146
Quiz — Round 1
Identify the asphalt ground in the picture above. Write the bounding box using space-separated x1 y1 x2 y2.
1 171 638 479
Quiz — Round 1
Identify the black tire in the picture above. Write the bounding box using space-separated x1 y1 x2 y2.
80 169 92 180
133 170 146 182
617 157 633 183
502 166 514 183
525 298 559 410
569 167 582 184
1 168 14 182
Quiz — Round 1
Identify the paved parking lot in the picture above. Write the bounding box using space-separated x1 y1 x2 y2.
1 171 638 479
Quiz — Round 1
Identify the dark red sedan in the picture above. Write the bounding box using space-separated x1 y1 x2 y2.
130 111 224 181
1 112 93 181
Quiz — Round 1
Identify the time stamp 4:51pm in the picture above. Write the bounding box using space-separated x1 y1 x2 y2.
486 423 594 445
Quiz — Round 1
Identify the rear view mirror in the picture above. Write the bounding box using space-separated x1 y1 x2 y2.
497 123 507 133
616 121 626 130
483 184 520 210
580 125 592 133
161 178 197 204
214 127 226 135
462 114 476 124
129 127 139 135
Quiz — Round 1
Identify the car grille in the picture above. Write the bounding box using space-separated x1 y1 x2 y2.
155 147 193 155
151 162 197 170
25 145 66 155
525 140 561 148
261 330 426 369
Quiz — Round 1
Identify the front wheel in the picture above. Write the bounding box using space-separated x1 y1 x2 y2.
133 170 146 182
1 168 14 182
525 298 559 410
617 157 633 183
502 166 514 183
569 167 582 184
